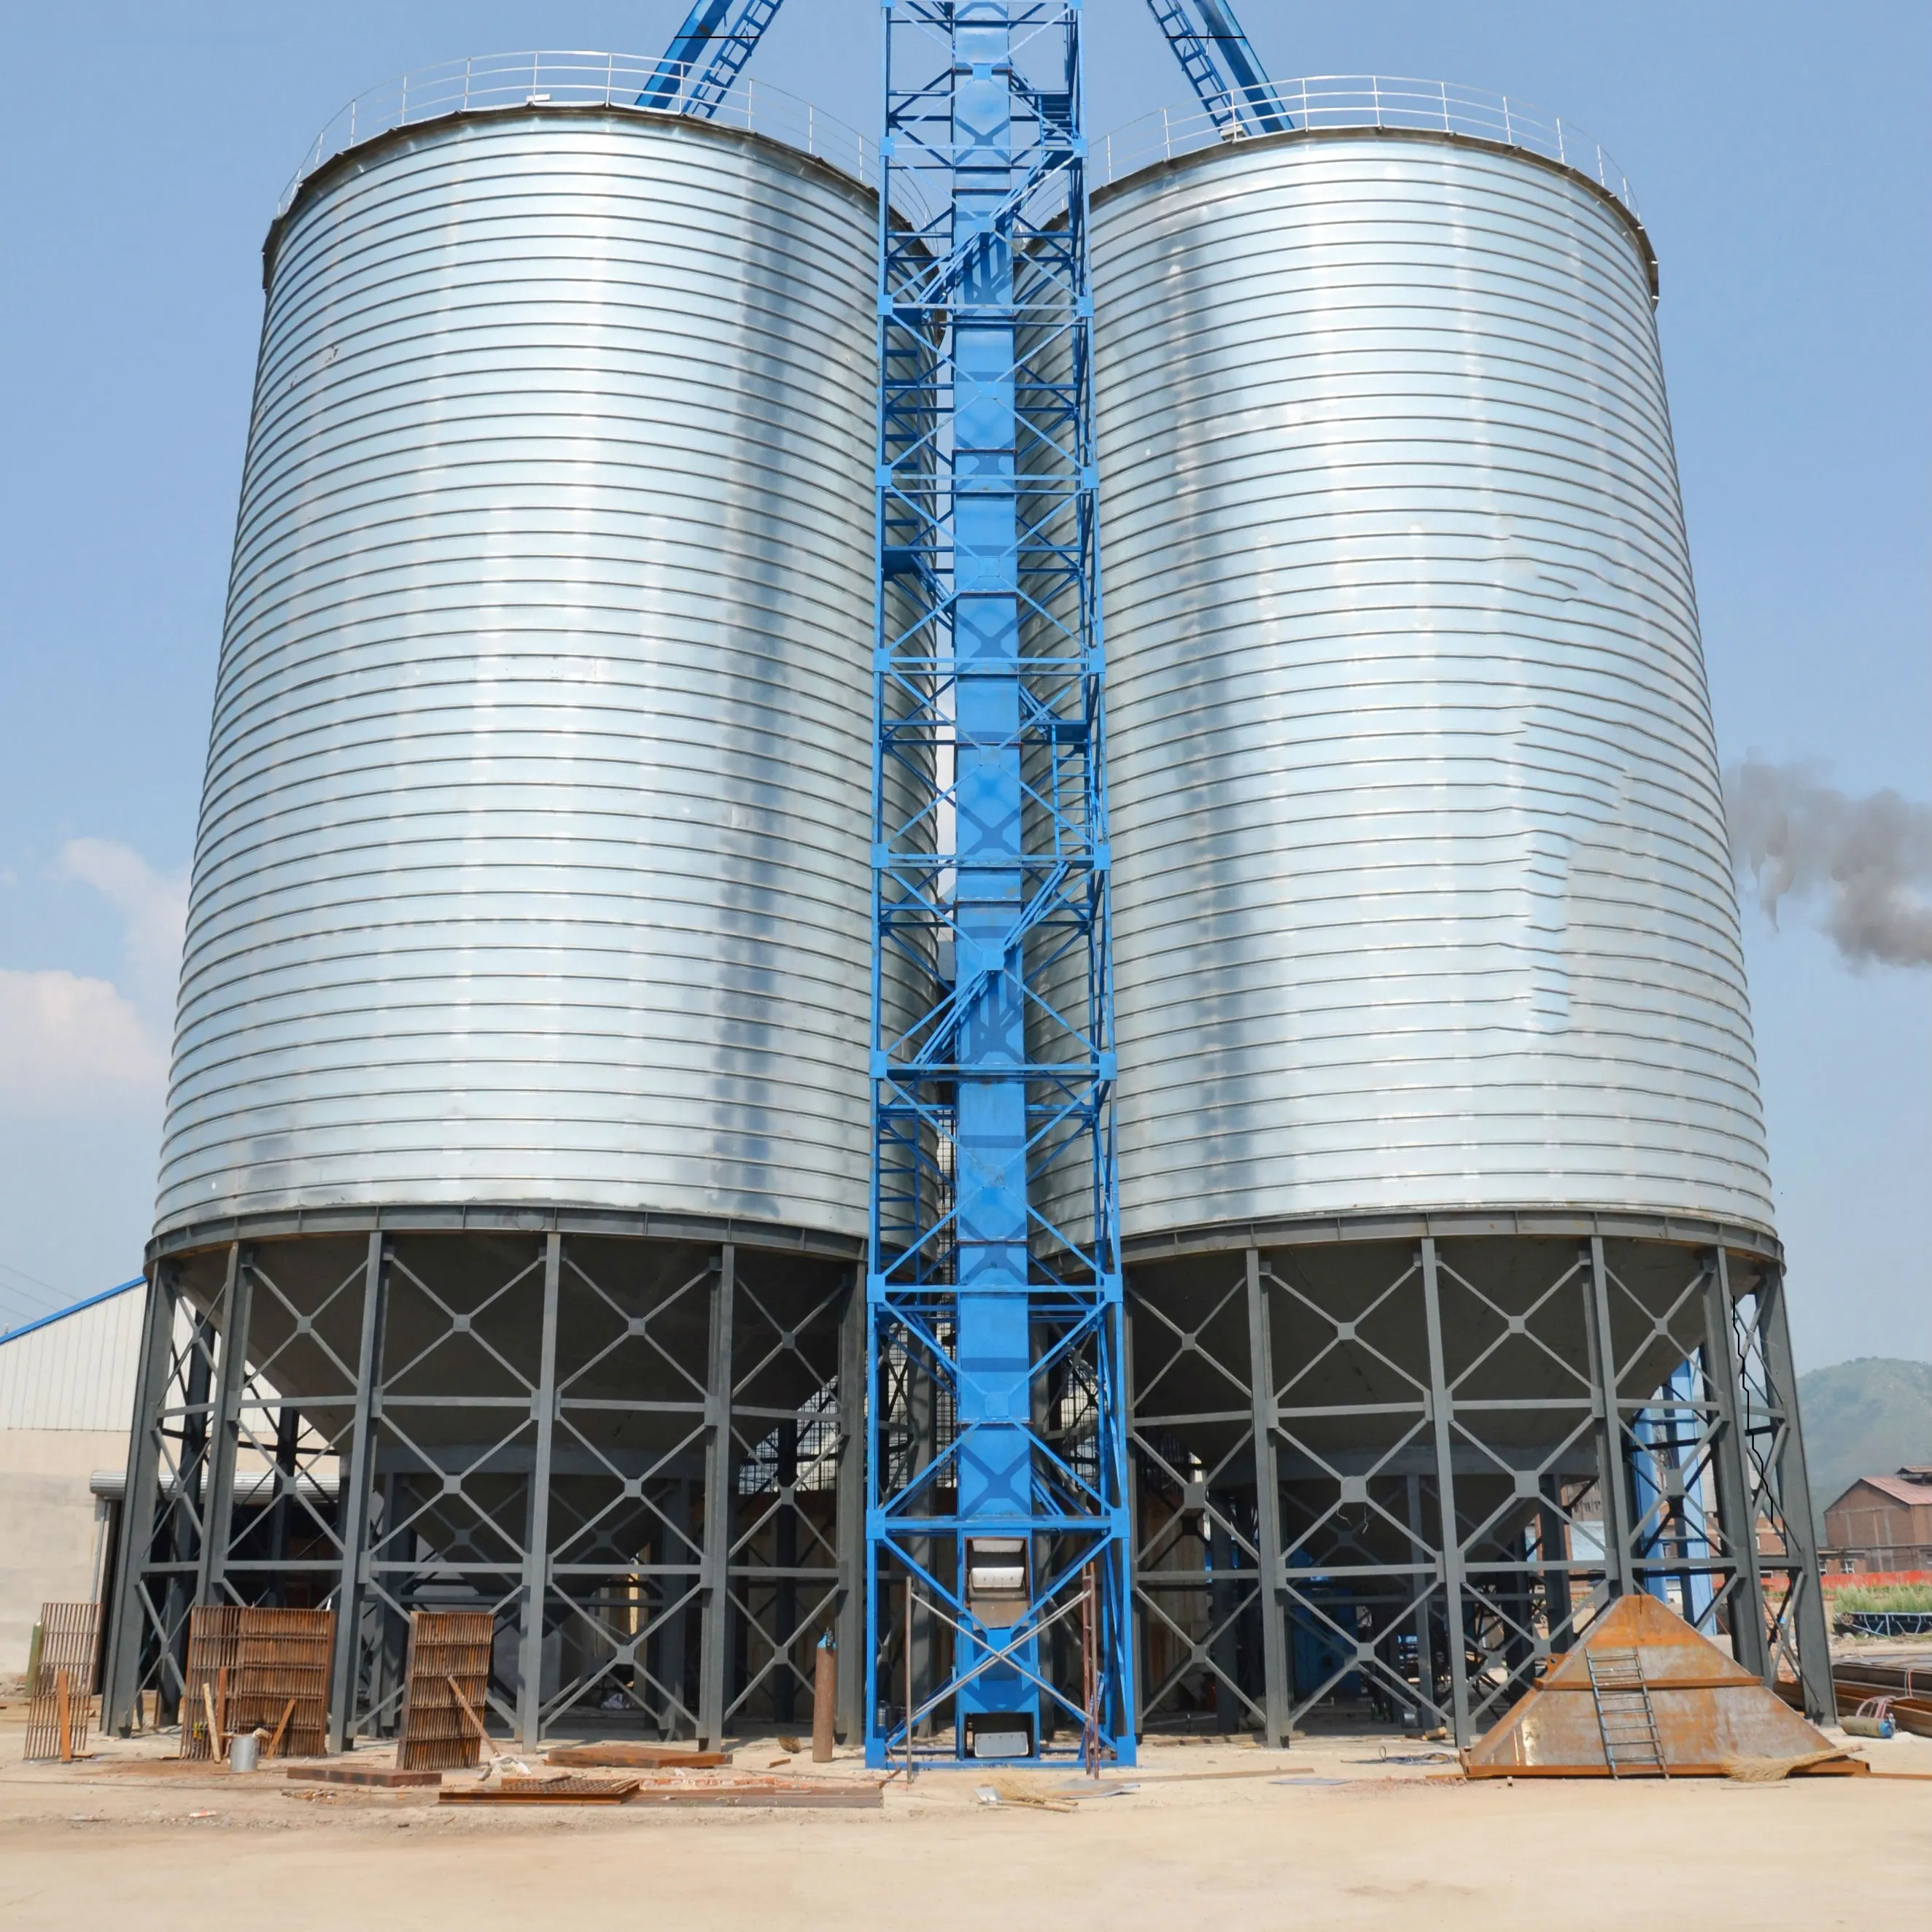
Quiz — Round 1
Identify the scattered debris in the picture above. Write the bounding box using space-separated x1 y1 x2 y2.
287 1765 442 1790
442 1773 640 1806
544 1743 729 1770
629 1775 885 1810
981 1776 1076 1812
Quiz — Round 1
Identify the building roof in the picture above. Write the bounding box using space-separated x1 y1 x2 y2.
0 1276 145 1432
1828 1470 1932 1513
0 1276 142 1349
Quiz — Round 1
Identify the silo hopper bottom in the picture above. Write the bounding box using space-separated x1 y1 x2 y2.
1462 1593 1861 1778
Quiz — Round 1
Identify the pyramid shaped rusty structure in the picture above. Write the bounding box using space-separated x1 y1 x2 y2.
1463 1591 1861 1778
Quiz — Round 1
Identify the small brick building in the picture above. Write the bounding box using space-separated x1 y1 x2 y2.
1823 1467 1932 1572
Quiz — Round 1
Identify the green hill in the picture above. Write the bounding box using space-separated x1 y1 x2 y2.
1797 1357 1932 1539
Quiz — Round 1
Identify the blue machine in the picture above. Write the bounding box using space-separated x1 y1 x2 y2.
643 0 1281 1771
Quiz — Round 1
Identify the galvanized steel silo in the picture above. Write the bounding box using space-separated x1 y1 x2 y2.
1089 119 1771 1240
1091 94 1817 1750
114 71 885 1757
158 98 880 1241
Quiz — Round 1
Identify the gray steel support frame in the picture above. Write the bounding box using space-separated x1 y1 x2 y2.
100 1217 964 1754
1125 1215 1824 1746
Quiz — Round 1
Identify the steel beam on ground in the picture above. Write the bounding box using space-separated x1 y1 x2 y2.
327 1232 387 1752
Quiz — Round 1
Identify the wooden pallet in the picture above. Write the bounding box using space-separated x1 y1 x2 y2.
180 1607 334 1761
397 1611 497 1770
23 1602 101 1763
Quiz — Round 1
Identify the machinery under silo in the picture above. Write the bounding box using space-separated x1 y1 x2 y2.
1089 82 1831 1742
104 58 884 1753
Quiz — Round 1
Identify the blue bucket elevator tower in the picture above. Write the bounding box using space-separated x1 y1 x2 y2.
641 0 1281 1769
864 1 1133 1769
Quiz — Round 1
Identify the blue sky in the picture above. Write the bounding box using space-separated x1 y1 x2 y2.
0 1 1925 1368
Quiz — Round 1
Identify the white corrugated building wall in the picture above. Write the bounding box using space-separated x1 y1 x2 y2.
0 1282 144 1673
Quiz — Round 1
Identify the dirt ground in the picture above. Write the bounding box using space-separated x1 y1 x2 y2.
1 1704 1927 1932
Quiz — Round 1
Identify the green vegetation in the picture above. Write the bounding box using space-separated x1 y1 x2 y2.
1833 1584 1932 1613
1796 1357 1932 1539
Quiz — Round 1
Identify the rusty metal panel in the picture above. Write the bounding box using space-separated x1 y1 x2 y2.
397 1610 497 1770
180 1605 333 1760
21 1602 101 1762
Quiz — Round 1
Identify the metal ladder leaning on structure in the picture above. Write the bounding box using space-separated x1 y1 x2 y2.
1585 1648 1668 1778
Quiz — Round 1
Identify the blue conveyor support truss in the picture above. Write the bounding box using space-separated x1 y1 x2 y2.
1139 0 1289 135
641 0 790 115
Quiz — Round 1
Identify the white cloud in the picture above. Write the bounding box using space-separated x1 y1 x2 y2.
0 967 168 1107
0 839 186 1115
57 837 188 1016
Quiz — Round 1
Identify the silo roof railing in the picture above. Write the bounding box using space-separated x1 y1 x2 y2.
275 50 876 217
1095 77 1639 221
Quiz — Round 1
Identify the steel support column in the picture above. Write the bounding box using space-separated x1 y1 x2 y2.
103 1262 175 1734
327 1232 387 1752
1419 1237 1471 1742
194 1244 251 1607
1242 1248 1289 1745
1758 1267 1833 1723
1702 1247 1768 1677
698 1243 736 1746
1584 1235 1637 1595
518 1231 563 1751
834 1268 866 1742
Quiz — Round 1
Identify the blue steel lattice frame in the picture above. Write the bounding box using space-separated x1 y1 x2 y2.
864 0 1134 1769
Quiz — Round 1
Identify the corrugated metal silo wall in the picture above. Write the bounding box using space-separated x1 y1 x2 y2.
158 110 880 1241
1085 131 1772 1242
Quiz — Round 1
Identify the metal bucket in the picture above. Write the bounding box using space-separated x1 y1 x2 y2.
228 1731 260 1774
